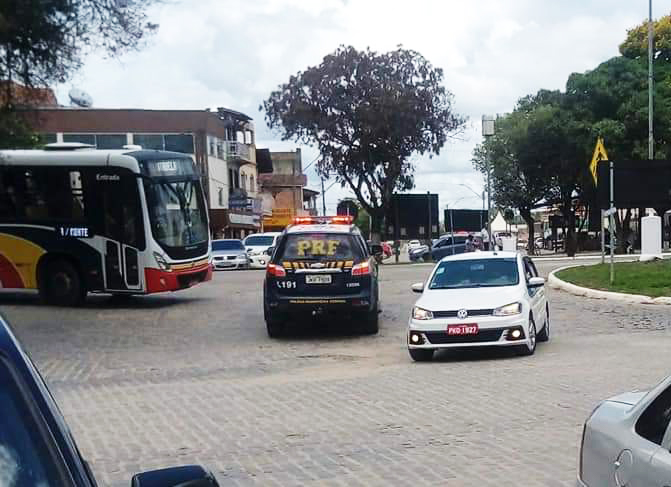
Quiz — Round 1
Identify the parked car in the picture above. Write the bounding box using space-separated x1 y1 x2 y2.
409 244 430 262
0 313 220 487
211 239 249 270
407 240 423 254
430 235 468 260
243 232 282 268
494 231 512 249
407 251 549 361
578 374 671 487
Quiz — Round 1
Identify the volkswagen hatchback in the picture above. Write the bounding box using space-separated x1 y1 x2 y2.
407 251 549 361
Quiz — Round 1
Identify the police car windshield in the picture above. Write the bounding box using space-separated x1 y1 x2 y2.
280 234 364 261
429 258 519 289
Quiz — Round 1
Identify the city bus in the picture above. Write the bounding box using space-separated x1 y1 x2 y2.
0 144 212 305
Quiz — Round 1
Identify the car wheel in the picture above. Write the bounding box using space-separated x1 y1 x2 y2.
408 348 434 362
516 315 537 356
359 307 379 335
537 304 550 342
39 259 86 306
264 304 285 338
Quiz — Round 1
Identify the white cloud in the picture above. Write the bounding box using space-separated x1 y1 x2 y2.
56 0 671 215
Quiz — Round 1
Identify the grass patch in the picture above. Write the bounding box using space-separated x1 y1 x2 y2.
556 259 671 297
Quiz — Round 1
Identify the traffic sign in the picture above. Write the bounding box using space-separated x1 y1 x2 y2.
589 137 609 184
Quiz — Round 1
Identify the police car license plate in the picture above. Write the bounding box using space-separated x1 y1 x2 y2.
306 275 332 284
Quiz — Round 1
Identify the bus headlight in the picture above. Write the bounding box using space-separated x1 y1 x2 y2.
153 252 171 271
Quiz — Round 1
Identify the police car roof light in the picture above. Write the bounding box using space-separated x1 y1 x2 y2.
291 215 353 225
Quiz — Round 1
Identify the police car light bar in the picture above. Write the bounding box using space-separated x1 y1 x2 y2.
291 215 354 225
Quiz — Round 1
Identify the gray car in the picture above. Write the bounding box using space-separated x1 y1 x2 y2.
579 374 671 486
211 239 249 270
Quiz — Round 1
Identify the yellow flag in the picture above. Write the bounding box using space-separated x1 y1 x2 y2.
589 137 609 184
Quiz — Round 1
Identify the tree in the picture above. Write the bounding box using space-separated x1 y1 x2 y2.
0 0 158 110
472 109 552 254
262 45 465 239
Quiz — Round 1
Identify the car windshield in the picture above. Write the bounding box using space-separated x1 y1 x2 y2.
144 179 208 248
212 240 244 251
279 234 364 261
0 359 67 487
245 236 275 246
429 258 519 289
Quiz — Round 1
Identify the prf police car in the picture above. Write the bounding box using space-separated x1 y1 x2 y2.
263 216 382 337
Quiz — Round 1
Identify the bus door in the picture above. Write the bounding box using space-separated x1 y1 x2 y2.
92 169 145 292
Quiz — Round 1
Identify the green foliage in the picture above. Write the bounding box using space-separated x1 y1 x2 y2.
0 109 40 149
0 0 158 105
557 260 671 297
620 15 671 61
262 45 465 231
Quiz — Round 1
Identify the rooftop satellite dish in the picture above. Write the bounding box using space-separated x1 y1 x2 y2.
68 88 93 108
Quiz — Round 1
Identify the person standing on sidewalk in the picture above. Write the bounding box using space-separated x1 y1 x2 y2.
481 227 490 251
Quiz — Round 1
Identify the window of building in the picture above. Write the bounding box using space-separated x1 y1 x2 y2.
250 176 255 192
96 134 127 150
225 127 235 141
134 134 164 150
209 139 215 156
62 133 95 145
218 188 224 206
164 134 194 154
217 141 224 159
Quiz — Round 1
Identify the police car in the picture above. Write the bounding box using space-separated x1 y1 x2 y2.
263 216 382 337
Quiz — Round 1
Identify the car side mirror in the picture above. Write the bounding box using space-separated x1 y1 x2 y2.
132 465 219 487
411 282 424 293
527 277 545 288
265 247 275 256
370 243 383 256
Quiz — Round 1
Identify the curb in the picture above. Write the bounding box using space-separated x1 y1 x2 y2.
548 264 671 305
533 253 671 262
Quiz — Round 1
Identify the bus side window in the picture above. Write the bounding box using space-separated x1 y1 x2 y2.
94 171 144 250
0 169 20 220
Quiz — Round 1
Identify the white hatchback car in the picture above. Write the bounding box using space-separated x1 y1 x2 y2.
407 251 549 361
243 232 282 268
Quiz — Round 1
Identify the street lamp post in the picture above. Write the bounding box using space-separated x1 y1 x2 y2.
458 183 486 234
649 0 654 161
482 115 496 249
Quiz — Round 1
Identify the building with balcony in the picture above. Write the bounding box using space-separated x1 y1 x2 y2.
23 107 260 238
256 148 313 231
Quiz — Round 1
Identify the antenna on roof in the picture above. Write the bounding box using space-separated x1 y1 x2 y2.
68 87 93 108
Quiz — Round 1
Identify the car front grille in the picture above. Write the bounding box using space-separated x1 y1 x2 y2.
432 309 493 318
425 328 504 344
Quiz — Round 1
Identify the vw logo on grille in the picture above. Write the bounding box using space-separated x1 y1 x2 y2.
457 309 468 320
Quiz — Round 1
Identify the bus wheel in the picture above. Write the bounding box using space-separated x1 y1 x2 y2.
39 260 86 306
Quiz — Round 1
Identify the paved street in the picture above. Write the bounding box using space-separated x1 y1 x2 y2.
2 259 671 486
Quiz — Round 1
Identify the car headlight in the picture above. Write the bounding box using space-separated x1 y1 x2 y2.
238 254 248 259
153 251 171 271
412 307 434 320
493 302 522 316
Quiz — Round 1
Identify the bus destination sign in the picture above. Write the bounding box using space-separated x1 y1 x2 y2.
141 158 197 178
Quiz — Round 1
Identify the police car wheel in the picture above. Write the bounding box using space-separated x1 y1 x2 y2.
359 308 379 334
266 319 285 338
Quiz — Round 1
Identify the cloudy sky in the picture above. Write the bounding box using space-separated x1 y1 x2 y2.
56 0 670 213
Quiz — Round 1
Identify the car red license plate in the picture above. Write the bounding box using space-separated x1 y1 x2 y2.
447 324 479 335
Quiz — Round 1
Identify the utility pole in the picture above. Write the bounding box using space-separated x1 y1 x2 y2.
482 115 496 250
649 0 654 161
321 177 326 216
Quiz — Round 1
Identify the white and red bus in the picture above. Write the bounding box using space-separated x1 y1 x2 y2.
0 144 212 305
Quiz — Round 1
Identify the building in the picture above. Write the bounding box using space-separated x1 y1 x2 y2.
256 148 314 231
23 107 260 238
0 81 58 107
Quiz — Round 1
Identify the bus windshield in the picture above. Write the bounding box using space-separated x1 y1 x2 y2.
144 179 208 249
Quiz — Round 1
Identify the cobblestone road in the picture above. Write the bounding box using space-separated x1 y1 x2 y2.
2 259 671 486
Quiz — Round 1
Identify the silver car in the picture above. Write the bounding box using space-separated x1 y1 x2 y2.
579 375 671 486
211 239 249 270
